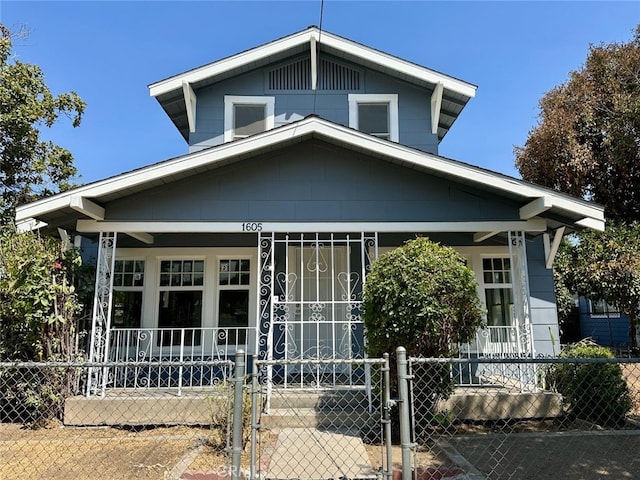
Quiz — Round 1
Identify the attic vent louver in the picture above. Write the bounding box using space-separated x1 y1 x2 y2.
268 58 360 90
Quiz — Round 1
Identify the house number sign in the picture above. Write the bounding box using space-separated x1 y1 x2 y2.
241 222 263 232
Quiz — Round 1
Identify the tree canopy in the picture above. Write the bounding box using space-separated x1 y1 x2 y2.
0 24 85 222
562 223 640 350
515 26 640 223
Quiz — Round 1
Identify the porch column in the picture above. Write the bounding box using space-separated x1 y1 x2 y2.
256 232 275 361
508 231 534 356
87 232 117 396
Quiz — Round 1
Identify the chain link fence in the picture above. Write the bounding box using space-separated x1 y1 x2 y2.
3 352 640 479
405 355 640 480
0 360 236 480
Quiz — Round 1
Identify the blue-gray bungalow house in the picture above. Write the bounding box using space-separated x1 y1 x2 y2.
15 27 605 394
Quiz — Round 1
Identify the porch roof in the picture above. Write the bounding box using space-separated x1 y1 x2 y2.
148 26 477 142
15 115 604 234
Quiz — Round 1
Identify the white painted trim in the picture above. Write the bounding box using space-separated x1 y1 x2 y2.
16 116 604 229
576 217 605 231
223 95 275 142
16 217 47 232
126 232 154 245
545 226 565 269
348 93 399 142
70 196 105 221
430 82 443 136
76 219 548 234
182 81 197 133
149 27 477 99
519 196 552 220
310 34 317 91
473 231 500 243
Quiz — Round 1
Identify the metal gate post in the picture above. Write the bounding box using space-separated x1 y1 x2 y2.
383 353 393 480
250 357 260 480
232 350 246 480
396 347 412 480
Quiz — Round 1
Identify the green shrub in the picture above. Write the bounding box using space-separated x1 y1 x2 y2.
551 340 631 426
363 237 484 419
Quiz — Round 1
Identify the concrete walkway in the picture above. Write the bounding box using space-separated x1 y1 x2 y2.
266 428 377 480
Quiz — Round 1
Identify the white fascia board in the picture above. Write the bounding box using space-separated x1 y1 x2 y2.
149 28 477 100
519 196 552 220
576 217 606 231
430 82 444 135
149 30 313 97
69 196 105 220
17 117 603 230
16 218 47 233
182 81 197 133
76 219 547 234
315 31 477 99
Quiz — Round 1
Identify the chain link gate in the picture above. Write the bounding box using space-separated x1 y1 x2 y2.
249 356 393 480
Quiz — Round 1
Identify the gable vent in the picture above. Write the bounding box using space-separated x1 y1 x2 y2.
268 58 360 91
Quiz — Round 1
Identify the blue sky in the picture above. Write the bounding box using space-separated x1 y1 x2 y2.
1 1 638 185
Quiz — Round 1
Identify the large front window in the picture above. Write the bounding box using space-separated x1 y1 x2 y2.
158 259 204 346
483 257 513 327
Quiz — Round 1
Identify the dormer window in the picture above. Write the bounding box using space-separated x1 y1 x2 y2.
348 94 398 142
224 96 275 142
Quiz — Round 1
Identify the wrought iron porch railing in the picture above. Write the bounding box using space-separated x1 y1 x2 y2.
104 327 257 389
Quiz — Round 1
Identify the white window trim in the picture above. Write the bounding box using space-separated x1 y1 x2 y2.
224 95 275 142
348 93 399 142
589 299 621 318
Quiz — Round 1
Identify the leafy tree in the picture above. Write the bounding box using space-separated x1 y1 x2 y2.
515 26 640 223
564 224 640 350
0 24 85 221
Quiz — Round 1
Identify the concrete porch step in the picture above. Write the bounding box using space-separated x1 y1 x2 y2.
261 407 370 429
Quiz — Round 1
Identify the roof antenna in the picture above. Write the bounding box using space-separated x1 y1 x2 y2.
312 0 324 115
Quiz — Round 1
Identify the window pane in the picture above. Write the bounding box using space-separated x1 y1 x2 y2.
240 273 250 285
220 260 229 273
218 290 249 344
194 273 204 286
485 288 513 327
171 261 182 273
234 105 266 137
133 273 144 287
240 260 250 271
124 260 134 273
160 261 171 273
158 291 202 329
194 261 204 272
183 260 192 273
358 103 389 137
112 291 142 328
123 273 133 287
219 272 229 285
160 273 170 287
135 261 145 273
113 273 123 287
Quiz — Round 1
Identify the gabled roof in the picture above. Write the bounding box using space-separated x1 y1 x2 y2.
16 116 604 234
149 26 477 142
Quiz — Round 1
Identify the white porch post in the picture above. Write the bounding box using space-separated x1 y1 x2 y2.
508 231 534 357
87 232 117 396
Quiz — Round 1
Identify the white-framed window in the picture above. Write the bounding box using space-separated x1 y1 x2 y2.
217 258 251 345
348 93 398 142
224 95 275 142
157 259 205 346
112 259 145 328
481 256 514 328
589 299 620 318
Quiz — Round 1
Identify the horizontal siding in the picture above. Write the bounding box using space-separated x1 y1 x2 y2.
105 140 520 223
190 54 439 154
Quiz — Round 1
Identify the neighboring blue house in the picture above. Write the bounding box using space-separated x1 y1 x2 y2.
15 27 605 393
577 298 633 350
